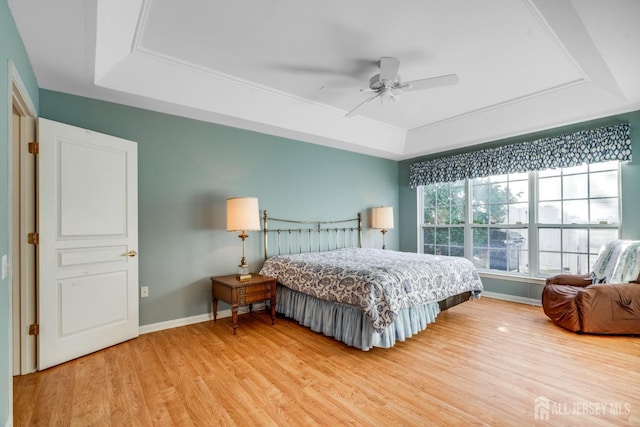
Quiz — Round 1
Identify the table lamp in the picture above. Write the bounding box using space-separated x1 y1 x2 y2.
227 197 260 281
372 206 394 250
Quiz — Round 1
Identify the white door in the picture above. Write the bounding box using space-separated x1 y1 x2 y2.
37 118 139 370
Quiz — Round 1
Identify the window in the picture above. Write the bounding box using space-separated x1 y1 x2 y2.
537 162 620 276
418 161 621 277
471 173 529 273
422 181 465 257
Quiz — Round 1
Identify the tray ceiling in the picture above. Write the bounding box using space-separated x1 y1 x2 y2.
8 0 640 160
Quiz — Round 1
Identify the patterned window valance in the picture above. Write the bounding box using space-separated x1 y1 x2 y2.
409 123 631 188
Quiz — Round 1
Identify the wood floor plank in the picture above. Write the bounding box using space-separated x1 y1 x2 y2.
13 297 640 426
128 333 176 425
24 361 75 426
68 352 110 426
11 370 40 426
104 341 154 426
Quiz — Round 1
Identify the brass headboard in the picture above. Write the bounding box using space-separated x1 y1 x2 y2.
263 210 362 259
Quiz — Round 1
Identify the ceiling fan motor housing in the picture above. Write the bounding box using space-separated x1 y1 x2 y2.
369 73 401 90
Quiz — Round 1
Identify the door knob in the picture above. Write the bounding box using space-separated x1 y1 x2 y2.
125 250 137 257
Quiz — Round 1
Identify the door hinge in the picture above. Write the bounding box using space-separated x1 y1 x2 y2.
29 323 39 336
27 232 39 245
28 142 39 154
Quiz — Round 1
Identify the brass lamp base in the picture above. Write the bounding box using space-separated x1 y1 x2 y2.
380 228 388 250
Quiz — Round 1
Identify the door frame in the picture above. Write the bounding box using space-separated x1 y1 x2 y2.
8 60 38 381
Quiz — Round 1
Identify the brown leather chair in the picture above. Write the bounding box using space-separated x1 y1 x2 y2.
542 240 640 334
542 274 640 334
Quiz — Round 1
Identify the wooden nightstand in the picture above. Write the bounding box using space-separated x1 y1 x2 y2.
210 274 276 334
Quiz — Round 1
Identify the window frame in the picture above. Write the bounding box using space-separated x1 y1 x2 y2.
417 163 621 278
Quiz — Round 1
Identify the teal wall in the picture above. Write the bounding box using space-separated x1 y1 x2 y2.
399 110 640 301
1 1 39 424
39 90 400 326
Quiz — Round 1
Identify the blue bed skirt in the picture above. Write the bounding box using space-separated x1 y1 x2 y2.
276 284 441 351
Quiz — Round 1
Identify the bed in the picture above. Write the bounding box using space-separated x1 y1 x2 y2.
258 211 483 350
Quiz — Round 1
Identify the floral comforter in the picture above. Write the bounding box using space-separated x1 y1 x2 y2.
259 248 483 332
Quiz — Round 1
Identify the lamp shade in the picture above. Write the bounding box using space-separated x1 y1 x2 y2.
372 206 394 230
226 197 260 231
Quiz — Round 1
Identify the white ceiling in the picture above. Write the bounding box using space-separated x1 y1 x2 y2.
8 0 640 160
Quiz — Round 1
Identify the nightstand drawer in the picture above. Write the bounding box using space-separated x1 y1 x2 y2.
239 288 272 304
238 283 273 295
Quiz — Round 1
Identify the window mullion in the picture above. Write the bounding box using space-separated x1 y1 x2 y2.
464 179 472 260
617 161 622 240
529 171 539 277
416 187 423 253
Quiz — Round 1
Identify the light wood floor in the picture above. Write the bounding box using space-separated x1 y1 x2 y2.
13 297 640 426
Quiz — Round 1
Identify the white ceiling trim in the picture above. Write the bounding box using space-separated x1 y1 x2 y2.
407 0 593 136
531 0 626 100
133 45 397 128
103 0 626 160
94 0 143 83
96 48 409 156
403 81 633 158
9 0 639 161
410 78 587 135
402 0 637 159
91 0 409 158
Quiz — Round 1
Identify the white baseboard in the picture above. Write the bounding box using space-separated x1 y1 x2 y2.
482 291 541 307
139 303 267 335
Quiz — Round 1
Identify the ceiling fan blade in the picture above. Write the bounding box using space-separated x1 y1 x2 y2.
379 57 400 82
401 74 459 91
319 85 364 92
345 92 381 117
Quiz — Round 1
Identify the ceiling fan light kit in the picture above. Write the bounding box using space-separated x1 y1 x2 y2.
345 56 459 117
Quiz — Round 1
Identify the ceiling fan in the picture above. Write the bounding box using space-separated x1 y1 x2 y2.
345 57 459 117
